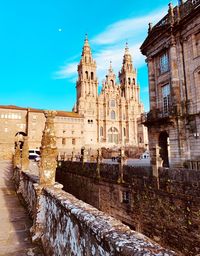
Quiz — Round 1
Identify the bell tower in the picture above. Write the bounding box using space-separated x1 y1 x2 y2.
119 43 138 101
76 34 98 115
76 35 98 147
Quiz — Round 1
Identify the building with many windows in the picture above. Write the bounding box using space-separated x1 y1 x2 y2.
141 0 200 171
0 37 147 160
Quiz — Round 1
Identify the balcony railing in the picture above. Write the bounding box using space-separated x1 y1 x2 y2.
153 0 200 30
141 105 178 125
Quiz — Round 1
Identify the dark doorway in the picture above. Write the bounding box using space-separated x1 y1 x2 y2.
159 131 169 167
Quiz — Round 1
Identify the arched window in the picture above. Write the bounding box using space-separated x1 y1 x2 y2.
91 72 94 80
110 99 115 107
110 79 114 86
133 78 135 84
111 110 115 120
85 71 88 79
100 127 103 136
108 127 118 144
128 78 131 85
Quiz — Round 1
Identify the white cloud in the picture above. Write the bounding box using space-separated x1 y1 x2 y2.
91 9 166 45
54 7 168 82
54 62 77 79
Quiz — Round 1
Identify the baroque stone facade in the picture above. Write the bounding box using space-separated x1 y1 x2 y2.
141 0 200 169
0 37 147 160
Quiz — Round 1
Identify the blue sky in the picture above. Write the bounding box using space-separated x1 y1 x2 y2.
0 0 178 111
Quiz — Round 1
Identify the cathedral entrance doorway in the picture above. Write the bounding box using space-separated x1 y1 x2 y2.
158 131 169 167
108 127 119 144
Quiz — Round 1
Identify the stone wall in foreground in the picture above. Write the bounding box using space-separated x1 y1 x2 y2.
14 168 175 256
56 161 200 255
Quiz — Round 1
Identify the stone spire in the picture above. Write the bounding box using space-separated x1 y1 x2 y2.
121 42 134 73
81 34 92 58
108 61 113 74
76 34 98 114
103 61 116 88
119 43 137 99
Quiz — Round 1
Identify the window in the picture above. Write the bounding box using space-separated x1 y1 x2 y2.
111 110 116 120
72 138 76 145
195 32 200 57
85 71 88 79
128 77 131 85
108 127 118 144
123 127 126 136
160 52 169 74
110 79 114 86
100 126 103 136
62 138 66 145
122 191 130 204
110 100 115 107
91 72 94 80
162 84 170 113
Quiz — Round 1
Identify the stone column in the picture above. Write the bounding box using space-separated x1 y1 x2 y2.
118 147 125 183
147 57 156 110
21 136 29 171
14 142 21 168
39 111 58 186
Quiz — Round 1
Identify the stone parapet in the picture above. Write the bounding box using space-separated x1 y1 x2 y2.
56 162 200 255
13 166 175 256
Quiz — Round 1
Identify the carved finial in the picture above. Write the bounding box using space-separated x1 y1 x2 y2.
125 42 129 54
148 22 153 34
178 0 184 5
168 1 173 9
168 2 174 25
109 61 113 73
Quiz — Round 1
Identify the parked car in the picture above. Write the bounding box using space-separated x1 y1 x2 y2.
29 149 40 155
29 153 40 162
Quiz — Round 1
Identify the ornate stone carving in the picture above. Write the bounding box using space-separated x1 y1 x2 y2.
21 136 29 171
39 111 58 186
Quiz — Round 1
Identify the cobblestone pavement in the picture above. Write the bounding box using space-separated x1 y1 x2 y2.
0 161 43 256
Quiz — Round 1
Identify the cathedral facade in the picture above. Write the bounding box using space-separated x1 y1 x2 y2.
75 36 147 150
0 37 147 160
